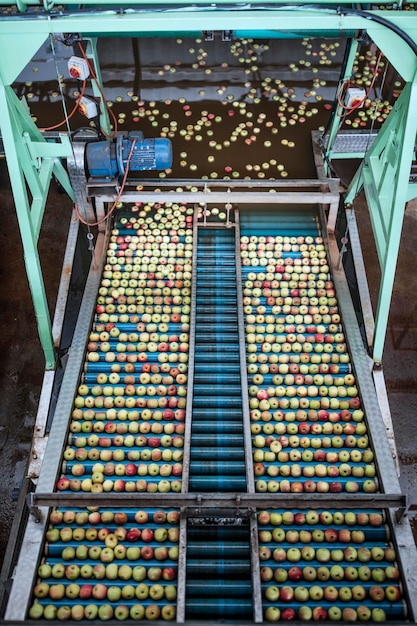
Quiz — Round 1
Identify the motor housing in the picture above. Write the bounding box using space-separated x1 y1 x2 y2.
86 131 172 179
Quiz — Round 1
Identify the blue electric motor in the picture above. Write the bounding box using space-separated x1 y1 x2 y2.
86 131 172 179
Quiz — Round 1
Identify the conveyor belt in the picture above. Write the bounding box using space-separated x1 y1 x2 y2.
189 227 247 492
7 203 414 623
185 226 252 618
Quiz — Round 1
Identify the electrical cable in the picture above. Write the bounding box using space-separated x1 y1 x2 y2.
335 52 383 117
320 37 354 140
334 6 417 56
338 56 390 267
40 80 87 131
76 41 118 139
74 139 137 227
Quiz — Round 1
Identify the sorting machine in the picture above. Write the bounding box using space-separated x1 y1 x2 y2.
1 1 417 624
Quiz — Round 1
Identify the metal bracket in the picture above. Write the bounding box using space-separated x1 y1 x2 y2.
26 493 42 523
394 494 410 524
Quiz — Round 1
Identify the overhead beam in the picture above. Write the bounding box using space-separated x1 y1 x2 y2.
0 9 417 83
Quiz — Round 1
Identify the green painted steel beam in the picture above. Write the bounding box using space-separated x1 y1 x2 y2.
0 32 46 85
84 37 111 137
0 9 417 82
0 0 404 7
324 39 359 173
345 76 417 364
0 82 74 369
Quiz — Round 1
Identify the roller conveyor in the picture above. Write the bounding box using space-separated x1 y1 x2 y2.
189 227 246 493
184 226 253 618
4 202 417 625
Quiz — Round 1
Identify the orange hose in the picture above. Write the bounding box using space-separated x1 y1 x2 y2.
40 80 87 131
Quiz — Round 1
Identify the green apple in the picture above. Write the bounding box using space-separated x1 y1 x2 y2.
130 605 145 620
264 606 280 622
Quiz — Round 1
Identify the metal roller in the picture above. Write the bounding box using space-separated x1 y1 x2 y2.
195 307 239 316
193 362 240 374
194 331 240 343
189 475 247 491
192 383 242 395
193 344 241 355
190 434 244 447
186 559 251 577
186 541 250 558
189 461 246 476
186 598 253 618
191 423 245 435
192 407 242 419
186 579 252 597
192 396 243 408
187 526 250 540
190 447 246 460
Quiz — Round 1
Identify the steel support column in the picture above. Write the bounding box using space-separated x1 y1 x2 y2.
83 37 111 137
324 37 360 168
345 75 417 364
0 82 74 369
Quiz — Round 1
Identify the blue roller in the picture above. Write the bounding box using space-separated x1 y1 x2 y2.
192 407 242 420
189 461 246 476
189 475 247 491
186 541 250 558
186 598 253 618
187 579 252 597
190 447 246 460
192 396 242 408
186 559 251 577
191 434 244 447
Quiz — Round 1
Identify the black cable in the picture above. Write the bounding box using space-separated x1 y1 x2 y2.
320 36 354 140
334 6 417 56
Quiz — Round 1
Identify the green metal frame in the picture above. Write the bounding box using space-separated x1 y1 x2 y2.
0 82 74 369
344 76 417 363
0 2 417 367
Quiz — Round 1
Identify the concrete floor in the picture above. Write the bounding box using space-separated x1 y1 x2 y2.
0 158 416 577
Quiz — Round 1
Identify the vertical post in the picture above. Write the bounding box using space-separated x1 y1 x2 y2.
344 76 417 364
324 38 359 169
373 79 417 364
84 37 112 137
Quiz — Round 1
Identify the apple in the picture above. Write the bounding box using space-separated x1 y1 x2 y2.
312 607 327 621
288 566 303 582
369 585 385 601
98 604 114 620
264 585 280 602
328 606 342 621
280 586 294 602
265 606 280 622
298 605 313 622
341 607 357 622
130 604 145 620
49 583 65 600
28 604 45 619
356 605 371 621
33 582 49 598
345 566 358 581
385 566 400 581
372 608 387 622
